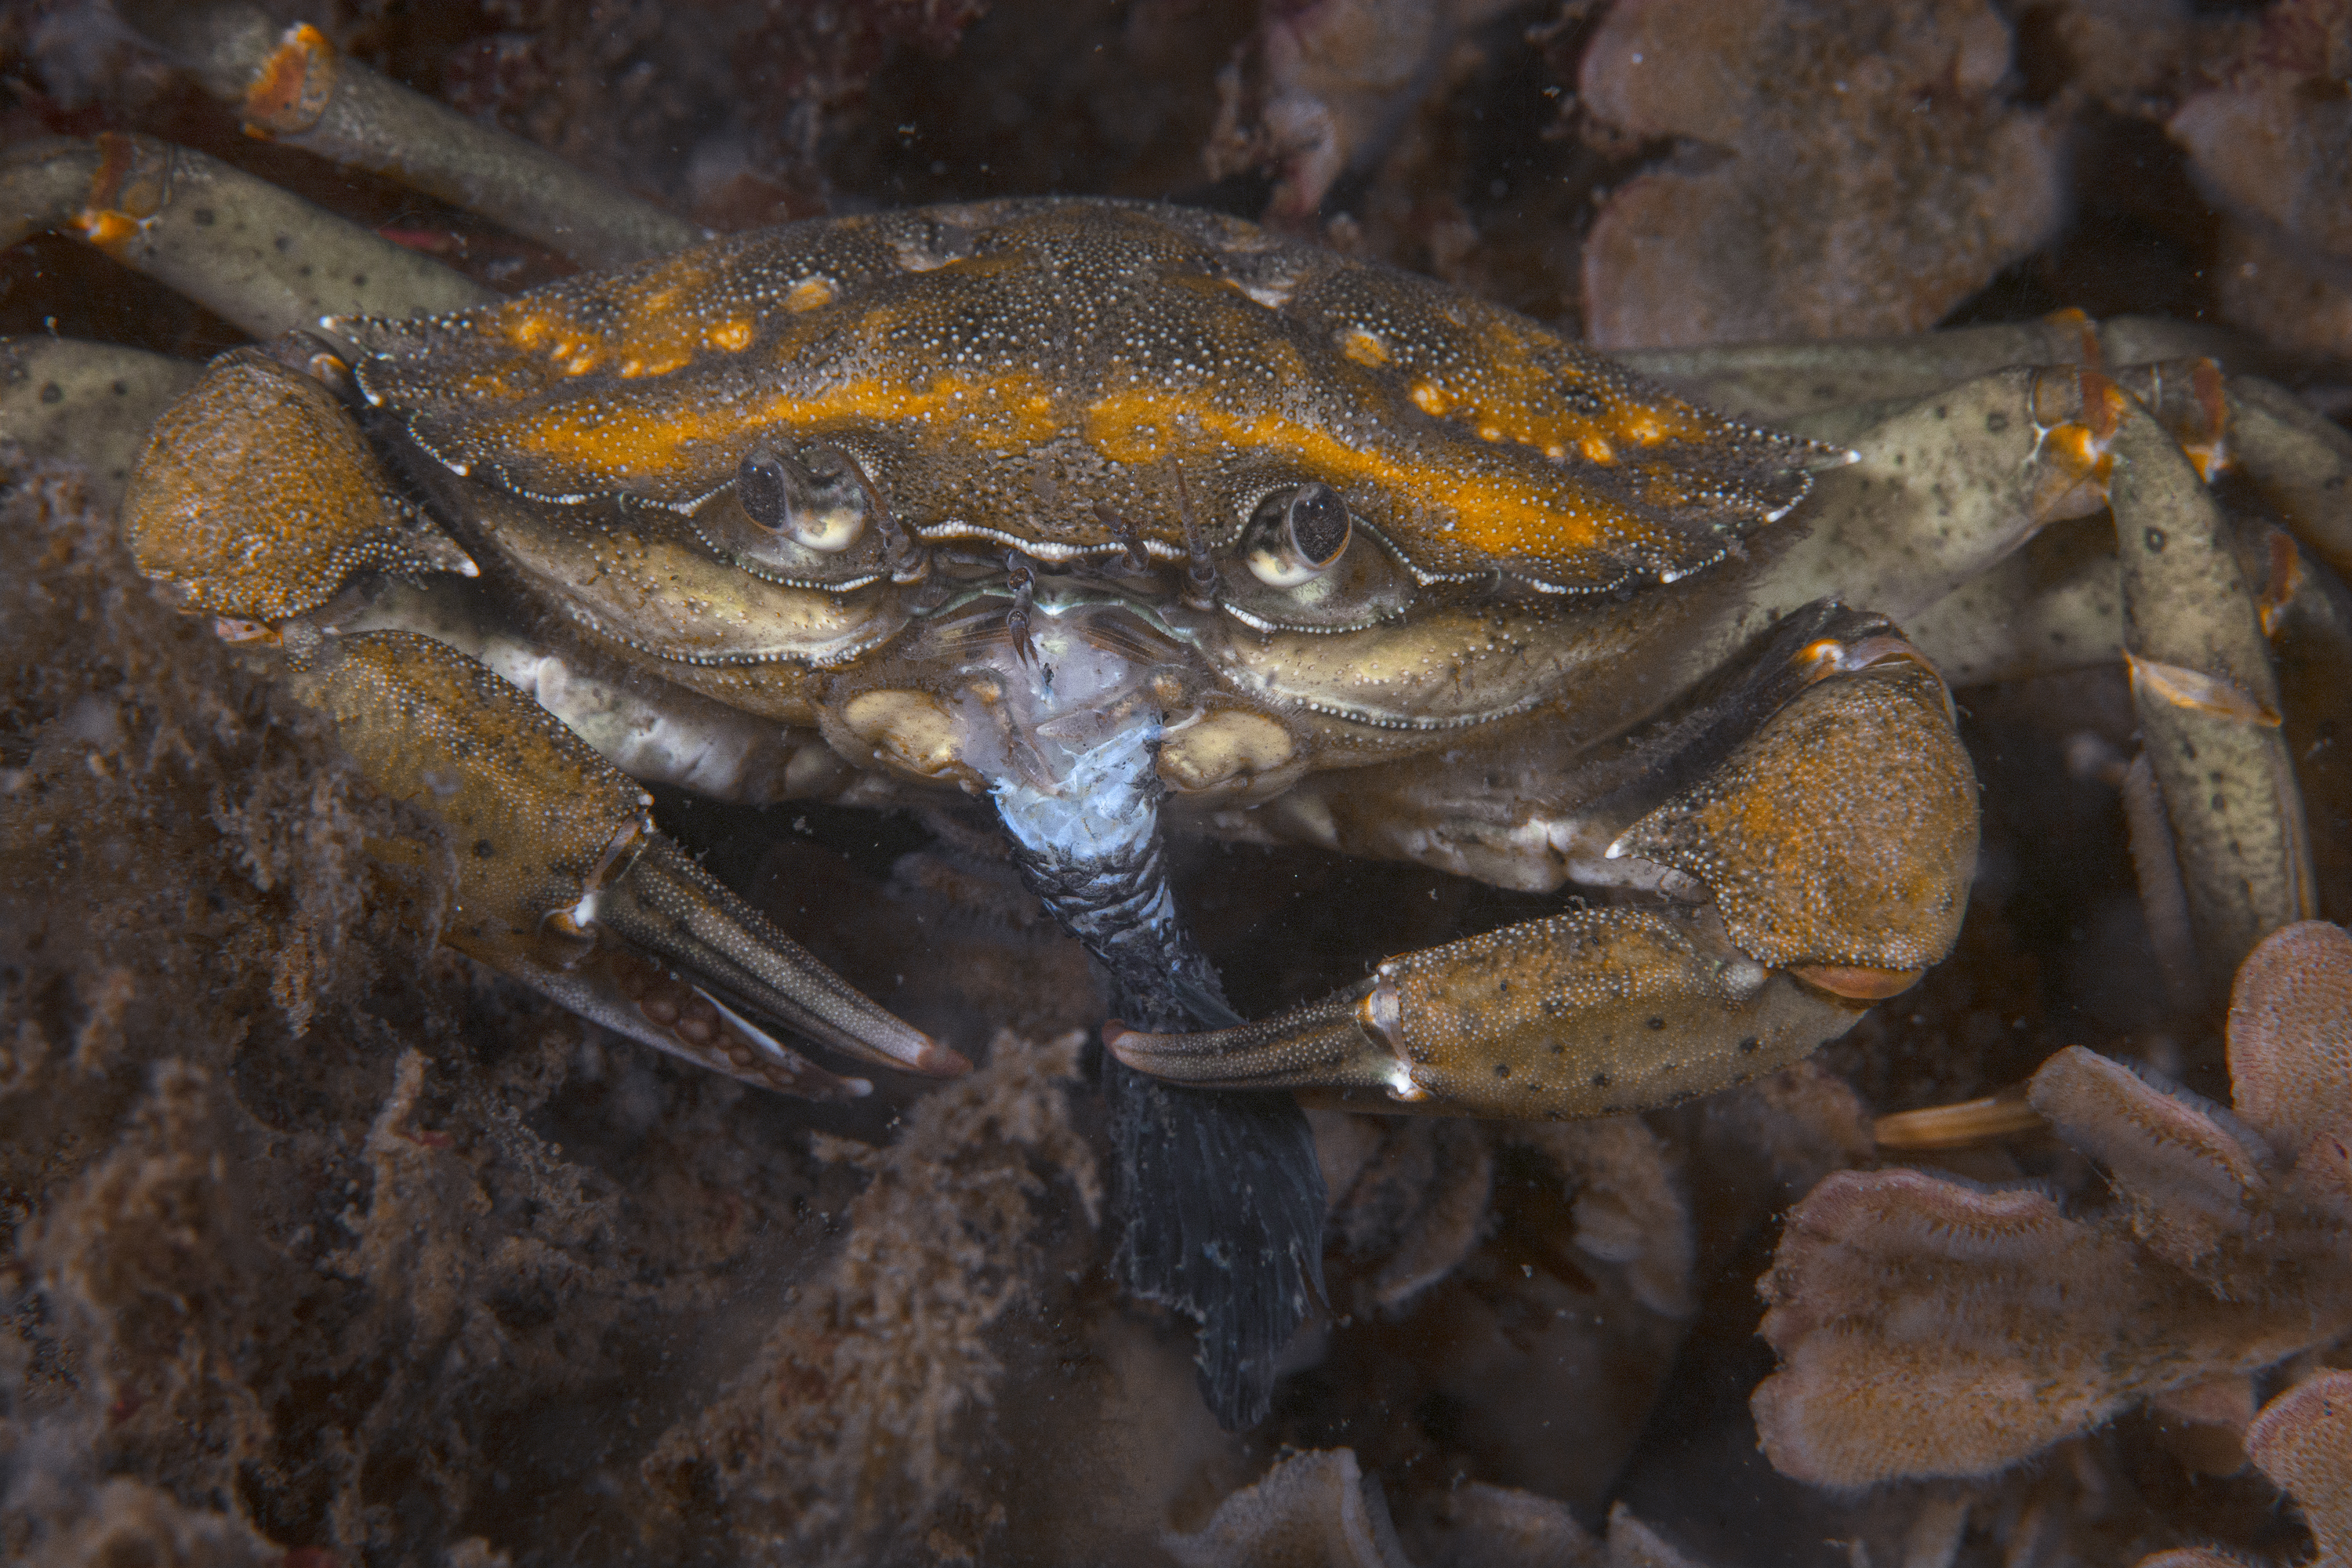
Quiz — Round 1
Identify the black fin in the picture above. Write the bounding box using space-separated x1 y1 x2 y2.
1001 800 1327 1429
1103 1057 1325 1429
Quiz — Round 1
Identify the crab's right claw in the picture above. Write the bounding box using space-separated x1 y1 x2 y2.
1107 909 1867 1119
1113 620 1978 1119
594 833 966 1077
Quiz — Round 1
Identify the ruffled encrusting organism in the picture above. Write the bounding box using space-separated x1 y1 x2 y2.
1751 920 2352 1490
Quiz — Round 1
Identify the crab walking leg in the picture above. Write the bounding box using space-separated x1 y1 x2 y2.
1899 525 2122 686
2223 375 2352 586
2104 380 2318 996
124 2 697 270
1836 363 2352 694
0 338 198 509
285 627 956 1093
1116 638 1975 1116
2 133 488 339
336 579 829 805
1661 365 2121 693
1613 312 2240 424
124 350 950 1093
993 724 1325 1432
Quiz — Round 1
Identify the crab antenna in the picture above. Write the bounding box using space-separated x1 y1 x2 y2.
1094 502 1154 574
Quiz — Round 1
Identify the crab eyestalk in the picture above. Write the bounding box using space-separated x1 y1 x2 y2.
991 721 1326 1432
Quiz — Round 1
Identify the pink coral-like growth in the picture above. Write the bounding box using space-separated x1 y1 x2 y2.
1752 922 2352 1490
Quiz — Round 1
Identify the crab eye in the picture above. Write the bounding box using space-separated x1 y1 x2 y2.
735 443 867 553
1245 483 1353 587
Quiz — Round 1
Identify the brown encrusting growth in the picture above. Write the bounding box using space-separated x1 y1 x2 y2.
1752 921 2352 1490
0 452 1122 1563
1574 0 2063 347
639 1029 1099 1564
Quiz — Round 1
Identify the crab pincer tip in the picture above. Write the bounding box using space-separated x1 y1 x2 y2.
908 1038 973 1076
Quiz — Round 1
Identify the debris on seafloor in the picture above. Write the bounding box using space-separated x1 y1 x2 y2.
2169 0 2352 361
1302 1108 1698 1518
1203 0 1521 230
1163 1445 1721 1568
435 0 989 228
1751 920 2352 1490
1316 1112 1692 1319
1573 0 2063 347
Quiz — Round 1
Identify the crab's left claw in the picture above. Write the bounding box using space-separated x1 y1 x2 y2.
593 833 964 1077
285 627 964 1098
1112 617 1977 1118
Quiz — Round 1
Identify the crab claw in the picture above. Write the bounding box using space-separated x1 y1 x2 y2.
594 833 967 1079
1105 909 1865 1119
1113 612 1979 1120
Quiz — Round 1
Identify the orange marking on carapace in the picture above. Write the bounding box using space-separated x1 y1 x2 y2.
705 320 754 352
505 372 1063 480
1341 328 1388 367
785 278 835 312
1083 389 1635 561
1404 331 1713 469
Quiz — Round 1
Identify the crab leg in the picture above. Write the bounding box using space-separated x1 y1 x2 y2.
1115 618 1975 1116
1653 365 2121 694
1614 310 2241 425
0 338 198 508
591 834 960 1076
283 627 955 1094
1896 521 2121 686
124 343 954 1094
1109 909 1865 1118
2 133 488 338
2223 375 2352 585
2103 376 2317 995
123 2 697 269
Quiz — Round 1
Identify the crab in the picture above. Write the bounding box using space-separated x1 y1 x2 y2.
2 4 2342 1425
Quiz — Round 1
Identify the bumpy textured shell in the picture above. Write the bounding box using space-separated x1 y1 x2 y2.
335 200 1827 595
